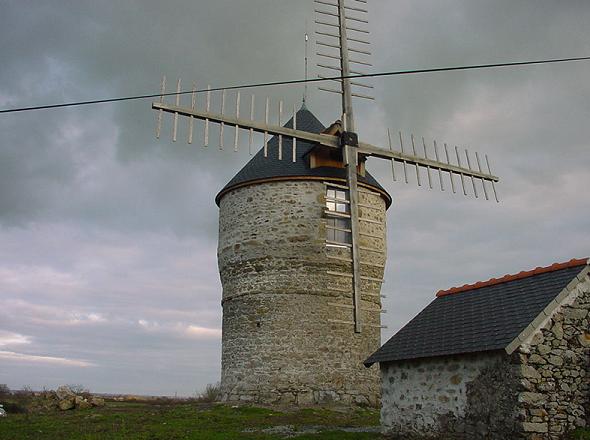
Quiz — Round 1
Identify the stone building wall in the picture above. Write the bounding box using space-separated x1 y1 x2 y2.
516 271 590 439
217 180 387 406
380 351 521 439
379 270 589 439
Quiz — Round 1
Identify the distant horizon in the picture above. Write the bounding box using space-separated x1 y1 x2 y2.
2 384 214 399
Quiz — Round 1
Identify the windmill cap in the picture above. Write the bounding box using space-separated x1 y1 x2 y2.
215 107 392 207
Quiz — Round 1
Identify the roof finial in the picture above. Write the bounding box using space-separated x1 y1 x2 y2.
302 23 309 110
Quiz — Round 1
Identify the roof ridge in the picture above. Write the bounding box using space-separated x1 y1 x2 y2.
436 257 589 298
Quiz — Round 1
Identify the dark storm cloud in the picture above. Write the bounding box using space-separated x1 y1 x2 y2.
0 0 588 395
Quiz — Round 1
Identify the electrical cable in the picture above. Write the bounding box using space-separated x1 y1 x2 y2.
1 56 589 115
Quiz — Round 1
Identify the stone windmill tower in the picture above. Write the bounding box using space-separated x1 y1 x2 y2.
215 105 391 406
152 0 499 408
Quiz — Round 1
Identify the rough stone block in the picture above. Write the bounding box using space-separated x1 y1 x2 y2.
90 397 105 407
578 332 590 348
520 379 534 391
530 332 544 346
522 422 548 433
450 374 462 385
528 354 546 365
518 392 546 406
551 322 564 339
56 386 75 401
58 397 75 411
529 408 548 417
520 365 541 380
548 355 563 366
537 344 551 355
77 399 92 410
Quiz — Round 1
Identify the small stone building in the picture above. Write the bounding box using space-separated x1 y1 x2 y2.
365 258 590 439
216 105 391 406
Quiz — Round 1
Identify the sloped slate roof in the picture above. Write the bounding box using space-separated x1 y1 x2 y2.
365 259 588 366
215 106 391 207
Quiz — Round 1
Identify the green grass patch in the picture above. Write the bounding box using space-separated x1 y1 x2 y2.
0 401 382 440
570 428 590 440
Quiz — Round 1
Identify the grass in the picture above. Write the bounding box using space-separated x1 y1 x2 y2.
570 428 590 440
0 401 382 440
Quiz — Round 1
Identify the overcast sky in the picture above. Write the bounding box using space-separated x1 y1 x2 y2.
0 0 589 397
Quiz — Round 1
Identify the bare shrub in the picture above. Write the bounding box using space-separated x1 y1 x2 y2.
11 386 33 398
67 384 89 395
195 382 221 403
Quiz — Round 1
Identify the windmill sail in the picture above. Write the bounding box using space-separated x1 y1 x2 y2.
315 0 374 102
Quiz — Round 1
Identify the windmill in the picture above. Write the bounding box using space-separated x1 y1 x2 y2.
151 0 499 339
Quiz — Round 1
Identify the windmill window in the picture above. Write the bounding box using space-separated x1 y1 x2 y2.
326 218 352 244
326 188 352 245
326 189 349 213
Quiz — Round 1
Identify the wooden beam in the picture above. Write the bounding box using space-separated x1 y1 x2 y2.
152 102 340 149
358 141 499 182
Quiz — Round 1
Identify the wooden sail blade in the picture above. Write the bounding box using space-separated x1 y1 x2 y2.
357 140 500 183
152 101 339 149
315 0 374 108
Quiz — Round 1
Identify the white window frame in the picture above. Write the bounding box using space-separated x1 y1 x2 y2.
325 187 352 247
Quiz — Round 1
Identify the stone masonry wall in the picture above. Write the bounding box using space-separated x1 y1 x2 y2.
217 180 387 406
516 271 590 439
380 351 521 439
379 269 589 440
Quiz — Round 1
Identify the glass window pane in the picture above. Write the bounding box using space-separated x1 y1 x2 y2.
336 218 348 229
326 188 351 245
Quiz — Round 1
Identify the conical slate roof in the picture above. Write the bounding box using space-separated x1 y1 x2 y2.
215 106 392 207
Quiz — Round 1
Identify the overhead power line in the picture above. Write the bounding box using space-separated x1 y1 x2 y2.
1 56 590 115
